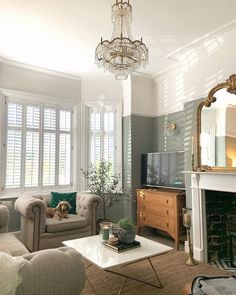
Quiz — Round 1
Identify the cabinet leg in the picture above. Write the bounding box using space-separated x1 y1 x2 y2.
137 226 142 235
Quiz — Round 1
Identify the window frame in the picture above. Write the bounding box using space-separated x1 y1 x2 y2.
1 96 73 195
82 100 122 184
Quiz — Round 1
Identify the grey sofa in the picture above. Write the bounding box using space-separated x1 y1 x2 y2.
15 192 102 252
0 205 86 295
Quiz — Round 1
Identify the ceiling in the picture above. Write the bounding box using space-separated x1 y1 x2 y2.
0 0 236 79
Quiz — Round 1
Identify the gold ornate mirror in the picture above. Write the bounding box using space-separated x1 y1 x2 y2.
196 74 236 171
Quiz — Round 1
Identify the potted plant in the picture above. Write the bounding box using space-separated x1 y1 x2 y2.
117 217 136 244
81 160 128 221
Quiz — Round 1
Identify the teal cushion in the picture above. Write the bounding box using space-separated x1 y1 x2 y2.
50 192 77 214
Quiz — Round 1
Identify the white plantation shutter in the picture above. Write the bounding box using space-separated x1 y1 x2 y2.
59 133 71 185
6 130 22 188
59 110 71 185
89 105 117 172
5 103 23 188
43 132 56 186
25 132 39 187
25 105 40 187
4 100 72 192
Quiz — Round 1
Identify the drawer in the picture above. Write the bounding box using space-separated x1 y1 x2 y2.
140 203 174 218
138 191 175 207
138 213 175 234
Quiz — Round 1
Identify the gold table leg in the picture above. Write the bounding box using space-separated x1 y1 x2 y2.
105 258 162 294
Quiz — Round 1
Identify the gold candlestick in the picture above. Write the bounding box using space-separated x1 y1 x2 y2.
182 208 197 266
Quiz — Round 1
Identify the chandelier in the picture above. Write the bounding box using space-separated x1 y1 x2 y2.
95 0 148 80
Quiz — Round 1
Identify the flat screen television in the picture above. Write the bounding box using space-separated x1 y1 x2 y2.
141 151 185 189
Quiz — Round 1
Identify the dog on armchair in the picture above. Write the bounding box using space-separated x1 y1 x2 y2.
46 201 71 221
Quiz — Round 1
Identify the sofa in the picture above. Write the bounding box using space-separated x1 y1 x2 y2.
15 192 102 252
0 205 86 295
0 205 29 256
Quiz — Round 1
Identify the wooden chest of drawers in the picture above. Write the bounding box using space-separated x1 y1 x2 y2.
136 188 185 249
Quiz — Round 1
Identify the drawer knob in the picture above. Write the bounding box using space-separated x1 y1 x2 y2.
143 217 146 221
143 205 145 210
166 199 169 204
166 223 169 228
166 210 169 215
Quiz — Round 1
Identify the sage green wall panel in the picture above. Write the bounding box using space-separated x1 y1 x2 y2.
153 110 185 152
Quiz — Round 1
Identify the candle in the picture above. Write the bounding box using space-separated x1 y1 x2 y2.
191 137 194 155
102 226 110 241
183 213 191 227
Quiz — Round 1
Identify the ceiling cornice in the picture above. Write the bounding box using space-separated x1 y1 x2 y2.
152 19 236 79
0 56 82 82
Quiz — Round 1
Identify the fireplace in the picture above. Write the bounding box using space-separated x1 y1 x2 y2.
206 190 236 262
187 171 236 263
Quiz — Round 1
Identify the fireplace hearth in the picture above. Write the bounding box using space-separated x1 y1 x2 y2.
206 190 236 263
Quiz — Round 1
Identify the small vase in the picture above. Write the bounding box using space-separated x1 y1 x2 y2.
99 222 112 243
118 229 136 244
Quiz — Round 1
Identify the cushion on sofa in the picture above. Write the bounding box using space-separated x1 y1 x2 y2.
45 215 88 233
0 233 29 256
50 192 77 214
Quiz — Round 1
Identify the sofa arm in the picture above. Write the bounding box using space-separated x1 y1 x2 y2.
18 247 86 295
15 196 46 233
77 192 102 233
0 205 9 233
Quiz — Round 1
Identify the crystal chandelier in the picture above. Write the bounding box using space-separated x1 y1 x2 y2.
95 0 148 80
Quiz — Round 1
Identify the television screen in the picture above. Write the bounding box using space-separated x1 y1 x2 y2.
141 151 185 189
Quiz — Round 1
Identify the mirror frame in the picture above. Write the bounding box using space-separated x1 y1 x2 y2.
196 74 236 172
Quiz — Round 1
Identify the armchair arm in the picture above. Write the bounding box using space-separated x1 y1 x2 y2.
0 205 9 233
18 247 86 295
15 196 46 252
77 192 102 234
15 196 46 232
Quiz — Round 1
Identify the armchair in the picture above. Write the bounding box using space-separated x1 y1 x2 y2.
15 192 102 252
0 246 85 295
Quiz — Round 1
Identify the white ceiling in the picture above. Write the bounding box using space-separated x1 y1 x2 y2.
0 0 236 79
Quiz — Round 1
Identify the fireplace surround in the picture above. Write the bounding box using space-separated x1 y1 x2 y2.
187 171 236 262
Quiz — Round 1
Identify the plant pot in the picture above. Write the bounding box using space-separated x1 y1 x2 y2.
118 229 136 244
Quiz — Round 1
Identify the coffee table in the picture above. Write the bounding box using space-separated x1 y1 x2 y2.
63 235 172 294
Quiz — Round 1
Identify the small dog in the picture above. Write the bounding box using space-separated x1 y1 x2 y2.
46 201 71 221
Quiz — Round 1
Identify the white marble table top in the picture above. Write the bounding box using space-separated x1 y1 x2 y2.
63 235 172 269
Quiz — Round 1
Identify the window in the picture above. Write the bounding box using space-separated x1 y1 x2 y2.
4 99 72 192
88 102 122 174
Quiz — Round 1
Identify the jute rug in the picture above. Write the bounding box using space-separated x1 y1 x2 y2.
81 250 230 295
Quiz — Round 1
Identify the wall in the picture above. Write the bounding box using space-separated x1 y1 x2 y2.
0 63 81 103
153 25 236 207
153 25 236 116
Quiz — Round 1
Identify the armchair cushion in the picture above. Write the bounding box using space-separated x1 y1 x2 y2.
45 215 88 233
0 233 29 256
50 192 77 214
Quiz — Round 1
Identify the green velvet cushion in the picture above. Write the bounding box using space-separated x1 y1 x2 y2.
50 192 77 214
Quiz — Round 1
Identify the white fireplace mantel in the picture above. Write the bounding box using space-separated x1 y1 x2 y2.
185 171 236 262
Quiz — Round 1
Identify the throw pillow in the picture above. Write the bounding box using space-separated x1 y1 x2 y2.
0 251 25 295
50 192 77 214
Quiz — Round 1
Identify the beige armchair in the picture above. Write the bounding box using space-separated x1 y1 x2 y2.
0 246 85 295
15 192 102 252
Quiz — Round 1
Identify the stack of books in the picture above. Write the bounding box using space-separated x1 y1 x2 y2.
104 240 141 253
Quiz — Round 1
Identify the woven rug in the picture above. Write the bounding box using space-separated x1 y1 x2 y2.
81 250 230 295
